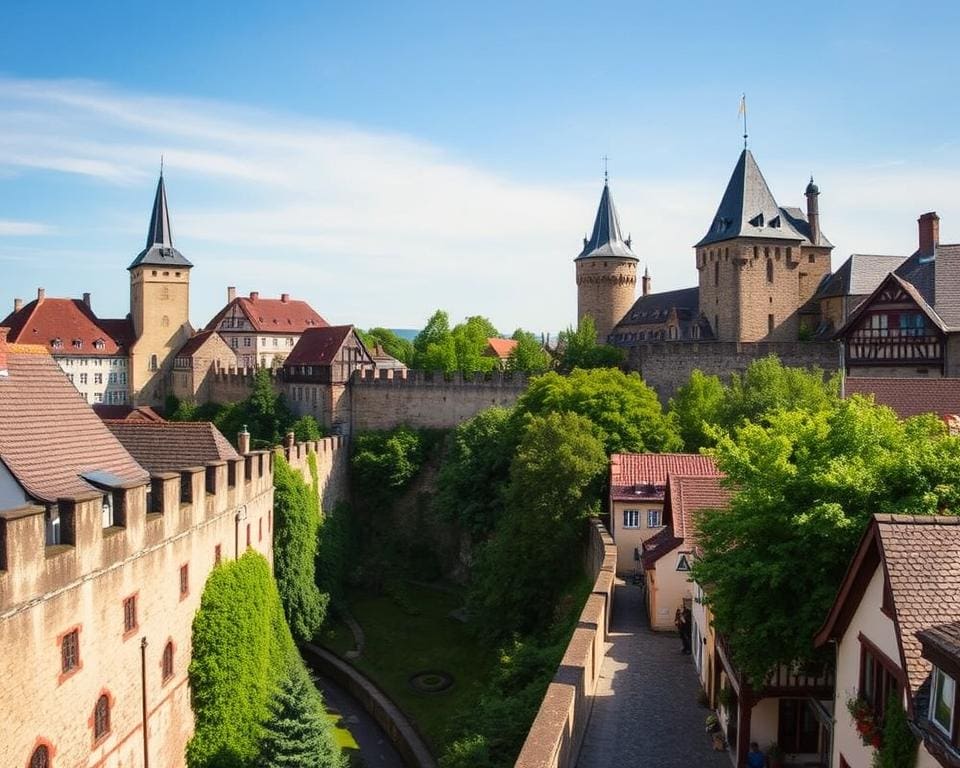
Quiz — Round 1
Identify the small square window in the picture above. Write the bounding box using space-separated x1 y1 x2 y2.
622 509 640 529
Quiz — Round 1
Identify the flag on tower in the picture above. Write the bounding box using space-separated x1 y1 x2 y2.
738 93 746 117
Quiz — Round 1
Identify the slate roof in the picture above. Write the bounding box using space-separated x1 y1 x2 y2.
815 254 908 300
1 297 131 356
128 174 192 270
780 206 833 248
844 377 960 421
917 621 960 664
204 294 329 334
609 453 720 502
485 338 518 360
105 421 239 473
576 182 639 261
0 344 148 502
697 150 806 247
615 287 700 327
284 325 356 367
876 515 960 696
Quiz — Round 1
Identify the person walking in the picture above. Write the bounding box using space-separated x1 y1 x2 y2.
680 606 692 654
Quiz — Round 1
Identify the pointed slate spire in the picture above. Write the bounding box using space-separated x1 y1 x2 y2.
696 149 804 247
576 181 639 261
128 173 192 270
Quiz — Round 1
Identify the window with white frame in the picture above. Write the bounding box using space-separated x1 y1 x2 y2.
647 509 662 528
79 373 88 385
622 509 640 529
932 666 956 737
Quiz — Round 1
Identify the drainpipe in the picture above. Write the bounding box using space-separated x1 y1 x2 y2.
140 636 149 768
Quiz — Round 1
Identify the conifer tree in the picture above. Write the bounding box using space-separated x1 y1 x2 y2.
258 664 344 768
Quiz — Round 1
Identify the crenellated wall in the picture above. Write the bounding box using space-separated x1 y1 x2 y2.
515 519 617 768
206 366 281 404
350 368 528 431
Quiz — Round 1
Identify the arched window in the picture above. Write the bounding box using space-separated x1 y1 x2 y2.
94 695 110 741
30 745 49 768
162 642 174 682
766 259 774 283
150 354 158 371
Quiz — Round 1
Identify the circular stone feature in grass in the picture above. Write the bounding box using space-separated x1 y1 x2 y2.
409 670 454 694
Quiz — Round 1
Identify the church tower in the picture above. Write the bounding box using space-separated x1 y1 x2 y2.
128 173 193 405
575 178 639 343
695 150 831 342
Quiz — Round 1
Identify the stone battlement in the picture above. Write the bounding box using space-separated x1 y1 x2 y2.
351 368 529 386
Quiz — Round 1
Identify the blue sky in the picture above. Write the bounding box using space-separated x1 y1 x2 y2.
1 1 959 332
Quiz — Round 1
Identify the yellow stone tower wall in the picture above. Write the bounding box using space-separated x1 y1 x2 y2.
576 257 637 343
130 266 192 405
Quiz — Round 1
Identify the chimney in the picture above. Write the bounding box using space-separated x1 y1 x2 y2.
237 426 251 455
280 293 290 303
805 177 821 246
82 292 91 308
13 298 22 313
249 291 259 301
919 212 940 254
37 287 45 301
642 267 651 297
0 327 8 378
227 286 236 302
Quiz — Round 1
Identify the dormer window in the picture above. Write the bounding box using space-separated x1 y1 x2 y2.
769 215 781 229
72 339 82 349
749 212 765 228
932 666 956 738
93 339 105 350
51 338 63 350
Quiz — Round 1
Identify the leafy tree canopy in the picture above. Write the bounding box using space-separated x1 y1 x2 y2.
556 315 624 373
667 370 725 452
506 329 551 375
514 368 682 455
351 427 425 503
357 327 414 365
694 398 960 684
411 310 506 374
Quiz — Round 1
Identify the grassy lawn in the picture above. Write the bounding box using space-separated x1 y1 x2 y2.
316 581 496 754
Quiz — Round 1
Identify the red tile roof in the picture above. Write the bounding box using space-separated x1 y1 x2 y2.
204 294 328 334
609 453 720 502
844 377 960 421
1 297 131 356
93 405 165 423
485 338 518 360
176 330 229 359
642 474 732 568
640 527 684 570
284 325 356 367
104 421 239 473
0 345 148 502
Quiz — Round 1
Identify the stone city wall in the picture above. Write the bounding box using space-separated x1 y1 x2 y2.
514 519 617 768
623 340 842 402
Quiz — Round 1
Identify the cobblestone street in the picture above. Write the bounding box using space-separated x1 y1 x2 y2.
576 580 731 768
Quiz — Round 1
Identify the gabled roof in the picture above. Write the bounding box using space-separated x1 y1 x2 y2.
576 182 639 261
815 515 960 699
640 527 684 570
815 254 908 300
204 294 329 334
897 244 960 329
609 453 720 502
664 473 733 544
128 174 193 270
0 344 148 502
105 421 239 473
696 149 805 247
93 404 165 423
175 330 232 359
485 338 518 360
284 325 359 367
834 271 948 340
1 297 130 356
844 378 960 422
615 287 701 328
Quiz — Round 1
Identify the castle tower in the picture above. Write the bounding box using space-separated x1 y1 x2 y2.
575 178 639 343
695 150 830 342
128 173 193 405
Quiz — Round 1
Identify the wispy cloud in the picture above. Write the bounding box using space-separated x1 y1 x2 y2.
0 76 958 331
0 219 54 236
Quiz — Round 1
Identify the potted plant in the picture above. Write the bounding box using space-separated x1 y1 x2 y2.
766 742 785 768
705 713 719 733
846 695 883 749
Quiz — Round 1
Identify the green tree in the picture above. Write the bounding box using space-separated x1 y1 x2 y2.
357 327 414 365
469 411 607 637
351 427 424 503
434 407 518 539
273 455 328 642
506 330 551 375
291 415 324 442
451 316 499 374
556 315 624 372
257 662 344 768
413 310 455 371
187 551 297 768
877 695 918 768
694 398 960 684
667 370 725 451
514 368 682 455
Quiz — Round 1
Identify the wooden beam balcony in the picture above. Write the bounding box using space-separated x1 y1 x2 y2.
846 330 943 364
716 632 835 700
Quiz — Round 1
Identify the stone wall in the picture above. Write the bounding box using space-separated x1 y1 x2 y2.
624 339 842 402
515 519 617 768
275 435 349 513
206 366 281 403
350 369 528 431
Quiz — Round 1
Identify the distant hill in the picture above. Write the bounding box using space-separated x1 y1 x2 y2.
390 329 420 341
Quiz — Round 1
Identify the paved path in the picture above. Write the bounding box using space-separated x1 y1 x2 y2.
315 675 405 768
576 580 730 768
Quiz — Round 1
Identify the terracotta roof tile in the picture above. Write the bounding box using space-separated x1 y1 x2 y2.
104 421 240 473
204 294 328 334
93 405 165 423
1 297 131 356
875 515 960 696
485 338 518 360
640 526 684 569
844 377 960 422
665 474 733 545
0 348 148 502
609 453 720 502
284 326 356 367
176 330 229 359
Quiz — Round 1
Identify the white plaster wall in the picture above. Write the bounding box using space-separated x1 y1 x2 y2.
611 500 665 573
750 698 779 749
649 554 693 630
832 566 901 768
